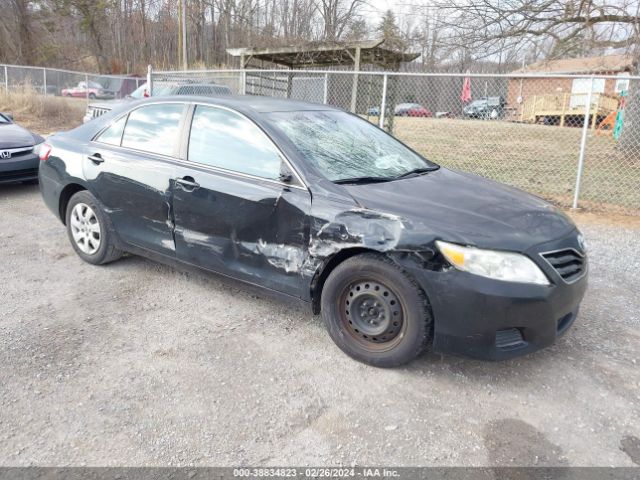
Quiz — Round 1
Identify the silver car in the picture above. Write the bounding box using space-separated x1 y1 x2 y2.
83 82 233 123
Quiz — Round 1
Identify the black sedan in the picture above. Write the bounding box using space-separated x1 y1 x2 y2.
38 96 587 367
0 112 45 184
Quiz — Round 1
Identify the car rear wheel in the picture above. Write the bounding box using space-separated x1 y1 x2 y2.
65 191 122 265
321 253 432 367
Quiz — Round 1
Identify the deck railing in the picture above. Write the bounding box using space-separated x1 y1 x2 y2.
520 93 619 125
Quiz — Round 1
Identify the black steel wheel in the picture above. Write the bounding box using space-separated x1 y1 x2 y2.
341 280 405 350
321 253 432 367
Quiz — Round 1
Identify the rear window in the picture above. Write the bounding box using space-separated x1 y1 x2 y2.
121 104 184 156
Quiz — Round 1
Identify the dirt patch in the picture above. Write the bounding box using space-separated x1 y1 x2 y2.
0 185 639 466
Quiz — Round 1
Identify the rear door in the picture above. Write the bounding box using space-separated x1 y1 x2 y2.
84 102 187 255
171 104 311 297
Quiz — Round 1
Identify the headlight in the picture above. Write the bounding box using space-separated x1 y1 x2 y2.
32 141 44 155
435 240 549 285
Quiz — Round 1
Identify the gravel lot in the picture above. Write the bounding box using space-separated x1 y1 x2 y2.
1 183 639 467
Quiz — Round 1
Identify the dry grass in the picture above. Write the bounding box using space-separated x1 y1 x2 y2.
0 85 85 134
367 116 639 215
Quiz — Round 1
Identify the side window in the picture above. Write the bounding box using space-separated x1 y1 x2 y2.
95 115 127 146
188 106 283 181
121 103 184 156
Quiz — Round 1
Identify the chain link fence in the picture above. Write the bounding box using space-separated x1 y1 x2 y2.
4 63 636 215
0 64 144 100
153 68 639 215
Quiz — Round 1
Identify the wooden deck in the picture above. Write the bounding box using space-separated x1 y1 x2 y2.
519 93 619 128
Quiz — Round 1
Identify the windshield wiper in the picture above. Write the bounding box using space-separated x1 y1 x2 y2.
333 176 393 185
394 166 439 179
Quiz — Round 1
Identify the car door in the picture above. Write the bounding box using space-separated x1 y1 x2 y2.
171 104 311 297
84 103 187 255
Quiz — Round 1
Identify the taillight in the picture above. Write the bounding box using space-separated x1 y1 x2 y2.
39 143 52 161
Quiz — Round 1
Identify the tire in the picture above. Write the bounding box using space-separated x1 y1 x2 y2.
88 93 96 99
65 190 122 265
321 253 432 368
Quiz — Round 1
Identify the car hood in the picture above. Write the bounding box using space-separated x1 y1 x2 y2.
0 123 37 149
343 167 576 252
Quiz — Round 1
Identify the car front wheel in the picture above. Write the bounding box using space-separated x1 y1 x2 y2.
321 253 433 367
65 190 122 265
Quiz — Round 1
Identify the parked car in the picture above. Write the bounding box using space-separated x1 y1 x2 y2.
101 76 144 99
83 82 233 122
394 103 428 116
407 105 432 117
0 112 45 184
39 96 587 367
367 106 380 116
463 96 506 119
61 81 114 100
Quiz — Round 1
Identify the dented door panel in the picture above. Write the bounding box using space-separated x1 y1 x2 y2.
172 164 311 296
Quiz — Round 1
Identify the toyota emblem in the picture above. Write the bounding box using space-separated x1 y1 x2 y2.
0 151 10 159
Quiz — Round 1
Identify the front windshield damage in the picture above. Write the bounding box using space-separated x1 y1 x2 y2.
269 111 438 183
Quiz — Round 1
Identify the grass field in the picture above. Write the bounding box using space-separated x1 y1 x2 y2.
371 116 639 214
0 86 85 133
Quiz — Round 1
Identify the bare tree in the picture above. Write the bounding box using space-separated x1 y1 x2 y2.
317 0 365 41
427 0 640 63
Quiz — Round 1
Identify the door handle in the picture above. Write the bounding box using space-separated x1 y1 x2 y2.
88 153 104 165
176 176 200 191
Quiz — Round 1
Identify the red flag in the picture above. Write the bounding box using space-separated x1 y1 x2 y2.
460 76 471 103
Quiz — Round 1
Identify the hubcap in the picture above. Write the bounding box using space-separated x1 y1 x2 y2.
342 280 404 346
70 203 101 255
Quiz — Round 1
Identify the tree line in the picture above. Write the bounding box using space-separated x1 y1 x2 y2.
1 0 638 75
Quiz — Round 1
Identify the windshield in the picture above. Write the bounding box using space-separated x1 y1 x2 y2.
269 111 437 182
469 100 486 108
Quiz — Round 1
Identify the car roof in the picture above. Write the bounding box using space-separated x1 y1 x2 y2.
143 94 340 114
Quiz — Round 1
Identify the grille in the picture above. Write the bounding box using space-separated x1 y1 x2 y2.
0 168 38 181
541 249 586 283
91 107 110 118
0 147 34 160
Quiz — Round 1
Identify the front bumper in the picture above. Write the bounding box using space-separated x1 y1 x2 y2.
0 151 39 184
405 234 588 360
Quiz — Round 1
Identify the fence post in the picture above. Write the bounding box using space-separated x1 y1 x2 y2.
323 73 328 104
240 70 246 95
147 64 153 96
43 68 47 96
572 76 594 209
379 73 388 129
4 65 8 92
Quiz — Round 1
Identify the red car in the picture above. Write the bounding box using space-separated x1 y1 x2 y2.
407 105 432 117
61 81 114 100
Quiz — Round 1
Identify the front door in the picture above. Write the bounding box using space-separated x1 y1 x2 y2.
171 104 311 297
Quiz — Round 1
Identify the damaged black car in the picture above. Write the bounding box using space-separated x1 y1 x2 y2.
38 96 587 367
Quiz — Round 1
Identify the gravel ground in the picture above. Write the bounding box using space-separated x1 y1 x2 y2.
0 184 639 467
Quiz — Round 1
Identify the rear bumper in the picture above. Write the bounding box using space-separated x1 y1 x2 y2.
404 234 588 361
0 153 39 184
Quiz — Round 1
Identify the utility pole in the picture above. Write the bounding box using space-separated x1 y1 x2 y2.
181 0 188 70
